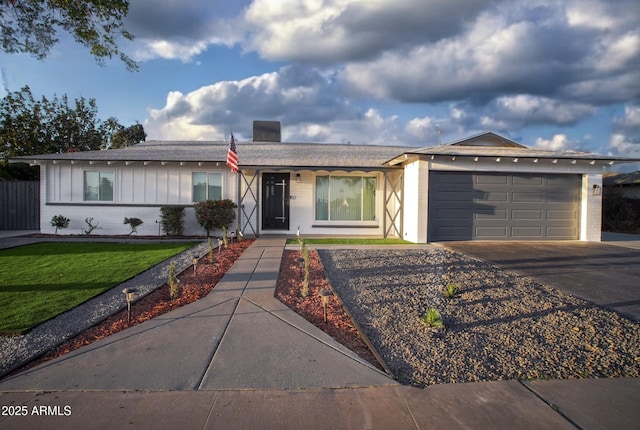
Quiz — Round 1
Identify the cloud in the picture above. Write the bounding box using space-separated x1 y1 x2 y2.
144 65 357 140
534 134 580 152
124 0 244 61
243 0 489 63
340 1 639 105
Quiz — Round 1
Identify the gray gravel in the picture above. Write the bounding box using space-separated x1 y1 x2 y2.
0 241 208 377
318 248 640 387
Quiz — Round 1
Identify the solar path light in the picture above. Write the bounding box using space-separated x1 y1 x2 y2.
122 288 137 326
319 289 333 323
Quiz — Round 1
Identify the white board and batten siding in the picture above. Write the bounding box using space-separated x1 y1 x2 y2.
40 162 238 236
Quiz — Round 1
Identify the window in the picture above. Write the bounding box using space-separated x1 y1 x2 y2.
315 175 376 221
193 173 222 202
84 171 113 201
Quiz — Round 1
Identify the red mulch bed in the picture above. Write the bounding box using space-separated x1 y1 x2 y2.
13 240 382 375
274 249 382 370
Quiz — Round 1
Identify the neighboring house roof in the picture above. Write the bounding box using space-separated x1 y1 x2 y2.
12 141 414 170
603 171 640 187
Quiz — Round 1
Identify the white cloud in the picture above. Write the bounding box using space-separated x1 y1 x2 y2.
609 133 640 158
243 0 488 63
535 134 579 152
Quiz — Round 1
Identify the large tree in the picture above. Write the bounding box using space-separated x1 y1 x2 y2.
0 0 137 70
0 85 145 179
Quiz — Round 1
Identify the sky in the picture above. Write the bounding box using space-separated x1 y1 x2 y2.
1 0 639 171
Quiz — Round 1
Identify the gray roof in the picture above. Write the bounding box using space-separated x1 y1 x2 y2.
603 171 640 186
13 132 638 169
15 140 414 169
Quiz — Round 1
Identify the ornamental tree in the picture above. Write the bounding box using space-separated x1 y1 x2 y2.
194 199 237 237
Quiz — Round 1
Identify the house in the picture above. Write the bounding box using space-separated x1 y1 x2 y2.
603 171 640 200
12 131 637 242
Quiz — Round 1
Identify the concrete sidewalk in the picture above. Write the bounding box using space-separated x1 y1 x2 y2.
1 238 639 429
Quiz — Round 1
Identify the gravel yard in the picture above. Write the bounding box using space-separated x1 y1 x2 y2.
318 248 640 387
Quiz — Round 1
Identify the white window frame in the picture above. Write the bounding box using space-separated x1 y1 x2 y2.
192 172 224 202
83 170 114 202
314 172 378 224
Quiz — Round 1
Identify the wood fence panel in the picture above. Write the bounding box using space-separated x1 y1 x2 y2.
0 181 40 230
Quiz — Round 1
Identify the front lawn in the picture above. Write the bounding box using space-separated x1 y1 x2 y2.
0 242 197 334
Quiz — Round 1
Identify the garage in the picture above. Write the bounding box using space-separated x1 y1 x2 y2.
428 172 581 241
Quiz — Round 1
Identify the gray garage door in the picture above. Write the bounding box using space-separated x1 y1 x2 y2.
428 172 580 241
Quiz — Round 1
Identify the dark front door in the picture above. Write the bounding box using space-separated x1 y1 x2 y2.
262 173 290 230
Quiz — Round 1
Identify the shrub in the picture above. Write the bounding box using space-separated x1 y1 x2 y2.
194 199 237 237
421 308 444 329
160 206 185 236
443 283 460 299
83 217 100 235
123 217 143 235
168 261 180 300
50 215 70 235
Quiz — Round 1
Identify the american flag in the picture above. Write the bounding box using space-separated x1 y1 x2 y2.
226 132 239 173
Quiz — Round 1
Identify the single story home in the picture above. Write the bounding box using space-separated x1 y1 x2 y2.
12 130 637 242
603 171 640 200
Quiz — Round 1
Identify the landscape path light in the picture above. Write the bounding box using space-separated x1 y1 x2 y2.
192 256 198 275
319 289 333 323
122 288 137 326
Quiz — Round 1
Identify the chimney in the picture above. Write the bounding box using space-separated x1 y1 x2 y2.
252 120 281 142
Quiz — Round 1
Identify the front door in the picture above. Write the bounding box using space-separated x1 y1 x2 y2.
262 173 290 230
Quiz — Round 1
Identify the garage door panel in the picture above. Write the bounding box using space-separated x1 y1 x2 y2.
547 210 577 220
476 175 508 185
436 208 472 219
512 210 543 220
475 226 508 238
511 226 544 238
512 192 544 203
479 191 508 202
512 176 544 186
476 209 507 220
429 172 580 241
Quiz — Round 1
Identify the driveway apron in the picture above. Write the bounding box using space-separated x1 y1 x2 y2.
442 241 640 321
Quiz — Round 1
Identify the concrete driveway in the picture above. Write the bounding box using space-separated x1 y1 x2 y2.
442 241 640 322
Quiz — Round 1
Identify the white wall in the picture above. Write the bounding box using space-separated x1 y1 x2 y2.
238 170 392 238
581 174 603 241
402 160 429 243
40 160 238 236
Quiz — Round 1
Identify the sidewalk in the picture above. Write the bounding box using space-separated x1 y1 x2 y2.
1 238 639 429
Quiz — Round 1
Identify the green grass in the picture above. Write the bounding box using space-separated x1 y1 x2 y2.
0 242 197 334
286 238 412 245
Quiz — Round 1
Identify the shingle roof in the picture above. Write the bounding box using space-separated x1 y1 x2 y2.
15 140 414 169
603 171 640 186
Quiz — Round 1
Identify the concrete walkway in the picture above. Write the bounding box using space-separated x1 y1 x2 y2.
1 237 639 429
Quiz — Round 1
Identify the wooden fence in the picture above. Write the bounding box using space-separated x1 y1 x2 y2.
0 181 40 230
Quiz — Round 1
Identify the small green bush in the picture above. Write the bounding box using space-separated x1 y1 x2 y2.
443 283 460 299
160 206 185 236
421 308 444 329
50 214 70 235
